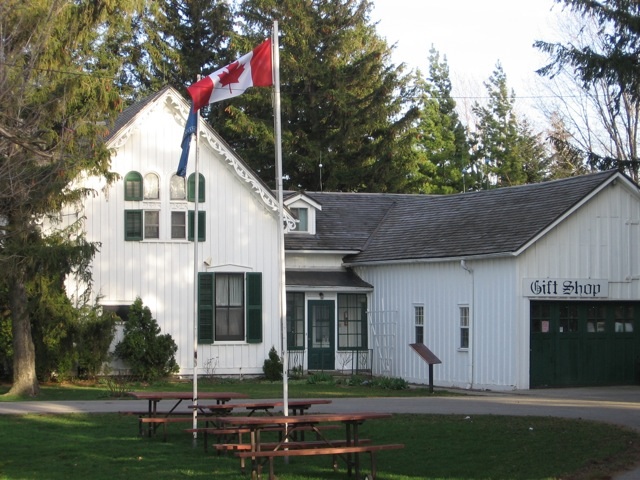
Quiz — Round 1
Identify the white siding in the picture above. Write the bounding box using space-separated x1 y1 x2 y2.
65 91 282 376
356 259 520 391
354 180 640 391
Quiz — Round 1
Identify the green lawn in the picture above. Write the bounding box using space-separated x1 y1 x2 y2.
0 378 638 479
0 412 637 479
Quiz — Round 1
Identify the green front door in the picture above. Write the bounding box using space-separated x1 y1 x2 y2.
308 300 335 370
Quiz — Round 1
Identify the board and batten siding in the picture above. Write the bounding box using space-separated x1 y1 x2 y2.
519 181 640 299
514 180 640 388
355 258 521 391
65 92 282 376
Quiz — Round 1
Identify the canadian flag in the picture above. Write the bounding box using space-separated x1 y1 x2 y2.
187 39 273 111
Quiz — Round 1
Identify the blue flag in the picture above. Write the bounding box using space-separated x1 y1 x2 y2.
177 106 197 177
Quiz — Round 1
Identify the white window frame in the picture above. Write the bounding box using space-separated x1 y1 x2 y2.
459 305 470 349
414 304 424 344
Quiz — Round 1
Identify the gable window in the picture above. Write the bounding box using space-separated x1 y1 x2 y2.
337 293 367 350
124 210 161 240
170 174 186 200
198 272 262 343
171 211 186 239
414 305 424 344
144 173 159 199
287 292 305 349
291 207 308 232
144 211 160 239
187 173 205 202
124 172 143 200
216 273 244 341
460 305 469 349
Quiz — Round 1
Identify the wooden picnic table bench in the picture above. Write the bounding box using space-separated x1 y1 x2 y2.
217 412 403 480
235 443 404 480
127 391 248 439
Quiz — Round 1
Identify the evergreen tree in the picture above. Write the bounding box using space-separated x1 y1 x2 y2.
535 0 640 106
413 48 471 193
0 0 138 396
220 0 419 192
471 64 548 188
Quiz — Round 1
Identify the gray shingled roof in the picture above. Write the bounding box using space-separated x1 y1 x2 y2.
286 270 373 289
284 171 626 264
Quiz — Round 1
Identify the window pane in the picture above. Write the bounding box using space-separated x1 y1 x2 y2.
460 306 469 348
460 328 469 349
215 273 244 341
171 211 186 239
144 211 159 238
338 294 367 349
292 208 308 231
287 293 305 349
144 173 159 199
170 175 186 200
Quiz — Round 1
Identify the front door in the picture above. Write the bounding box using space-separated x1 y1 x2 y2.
308 300 335 370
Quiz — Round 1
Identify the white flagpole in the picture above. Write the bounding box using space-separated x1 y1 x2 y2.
192 89 201 444
272 21 289 416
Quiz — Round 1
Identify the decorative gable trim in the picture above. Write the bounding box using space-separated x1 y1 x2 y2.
107 86 296 232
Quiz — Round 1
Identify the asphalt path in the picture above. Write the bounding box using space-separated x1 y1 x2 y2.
1 386 639 478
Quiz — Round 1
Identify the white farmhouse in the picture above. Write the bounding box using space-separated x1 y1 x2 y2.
66 86 640 390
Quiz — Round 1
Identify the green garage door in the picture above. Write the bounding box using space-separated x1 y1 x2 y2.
530 301 640 388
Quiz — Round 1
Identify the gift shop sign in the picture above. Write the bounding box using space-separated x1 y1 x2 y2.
523 278 608 298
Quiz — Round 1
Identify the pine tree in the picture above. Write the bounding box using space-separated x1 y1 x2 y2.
0 0 138 396
535 0 640 106
471 64 548 188
413 48 471 193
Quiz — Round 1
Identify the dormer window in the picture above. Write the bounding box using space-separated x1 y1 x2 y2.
284 193 321 235
291 207 308 232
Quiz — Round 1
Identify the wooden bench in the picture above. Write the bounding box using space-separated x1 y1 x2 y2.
139 417 194 441
216 438 371 452
235 443 404 480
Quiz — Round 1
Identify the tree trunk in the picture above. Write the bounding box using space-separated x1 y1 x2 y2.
6 269 39 397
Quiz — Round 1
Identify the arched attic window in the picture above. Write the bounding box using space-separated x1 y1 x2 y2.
144 173 159 200
124 171 143 201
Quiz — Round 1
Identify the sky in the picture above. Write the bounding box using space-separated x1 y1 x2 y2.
371 0 564 120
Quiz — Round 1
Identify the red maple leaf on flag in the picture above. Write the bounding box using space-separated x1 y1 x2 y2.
218 61 245 92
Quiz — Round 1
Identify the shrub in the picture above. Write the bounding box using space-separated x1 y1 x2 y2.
114 298 178 381
75 303 118 378
371 376 409 390
262 346 283 381
306 372 334 385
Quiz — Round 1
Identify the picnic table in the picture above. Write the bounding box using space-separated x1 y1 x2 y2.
216 412 403 480
194 399 332 417
127 391 249 439
187 399 333 452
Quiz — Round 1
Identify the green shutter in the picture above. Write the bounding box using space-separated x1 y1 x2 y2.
124 171 143 200
187 173 205 202
124 210 143 241
198 272 214 343
188 211 206 241
246 272 262 343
